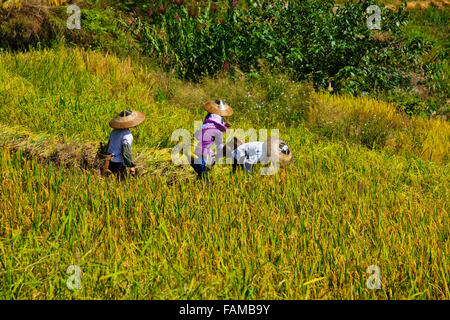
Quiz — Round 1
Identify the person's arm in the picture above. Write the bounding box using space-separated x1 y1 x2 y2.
232 156 238 174
234 145 247 165
122 144 135 167
105 139 111 153
212 130 225 162
122 133 136 175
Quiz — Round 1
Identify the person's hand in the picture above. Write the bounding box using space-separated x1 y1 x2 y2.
130 167 136 176
225 122 232 128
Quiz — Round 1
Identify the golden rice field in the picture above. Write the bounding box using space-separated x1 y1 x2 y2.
0 47 449 299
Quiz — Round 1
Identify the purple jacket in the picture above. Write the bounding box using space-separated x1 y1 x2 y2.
194 113 227 159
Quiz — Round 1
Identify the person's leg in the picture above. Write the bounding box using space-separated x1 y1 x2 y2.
202 159 211 180
109 161 127 180
190 157 209 179
232 157 251 175
108 161 120 174
118 165 128 181
199 158 211 180
243 162 252 174
191 161 204 178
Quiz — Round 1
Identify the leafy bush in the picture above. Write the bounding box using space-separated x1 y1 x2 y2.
0 0 137 55
403 7 449 117
130 0 432 96
383 90 428 117
62 7 138 54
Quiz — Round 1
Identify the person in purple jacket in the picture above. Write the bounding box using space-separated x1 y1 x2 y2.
191 100 233 179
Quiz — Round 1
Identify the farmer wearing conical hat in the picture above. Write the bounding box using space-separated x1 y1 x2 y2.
231 136 293 174
106 110 145 179
191 100 233 179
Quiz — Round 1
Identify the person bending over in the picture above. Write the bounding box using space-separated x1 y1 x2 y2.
191 100 233 179
231 136 293 174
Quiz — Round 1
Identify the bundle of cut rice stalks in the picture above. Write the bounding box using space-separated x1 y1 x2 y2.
0 124 193 184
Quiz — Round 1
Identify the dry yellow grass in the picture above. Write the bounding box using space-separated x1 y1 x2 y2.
1 0 69 9
0 47 448 299
310 92 450 164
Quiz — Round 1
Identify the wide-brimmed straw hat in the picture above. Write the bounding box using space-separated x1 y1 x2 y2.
266 136 293 166
109 110 145 129
203 100 233 117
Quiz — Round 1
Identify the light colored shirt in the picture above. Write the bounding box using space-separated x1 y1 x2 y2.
107 129 133 164
232 141 269 166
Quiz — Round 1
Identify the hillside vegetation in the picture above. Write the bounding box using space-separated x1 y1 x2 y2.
0 0 449 300
0 47 449 299
1 0 449 116
0 47 448 162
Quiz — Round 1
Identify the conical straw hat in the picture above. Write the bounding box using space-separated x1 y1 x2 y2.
203 100 233 117
109 110 145 129
266 136 293 166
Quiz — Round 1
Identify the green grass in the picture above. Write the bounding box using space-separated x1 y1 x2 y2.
400 5 450 115
0 46 199 150
0 46 448 299
1 132 448 299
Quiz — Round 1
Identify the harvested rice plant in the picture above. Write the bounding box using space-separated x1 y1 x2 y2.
0 0 449 300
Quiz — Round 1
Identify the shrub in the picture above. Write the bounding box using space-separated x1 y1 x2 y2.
0 0 138 55
130 0 432 96
308 92 404 149
383 90 429 117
